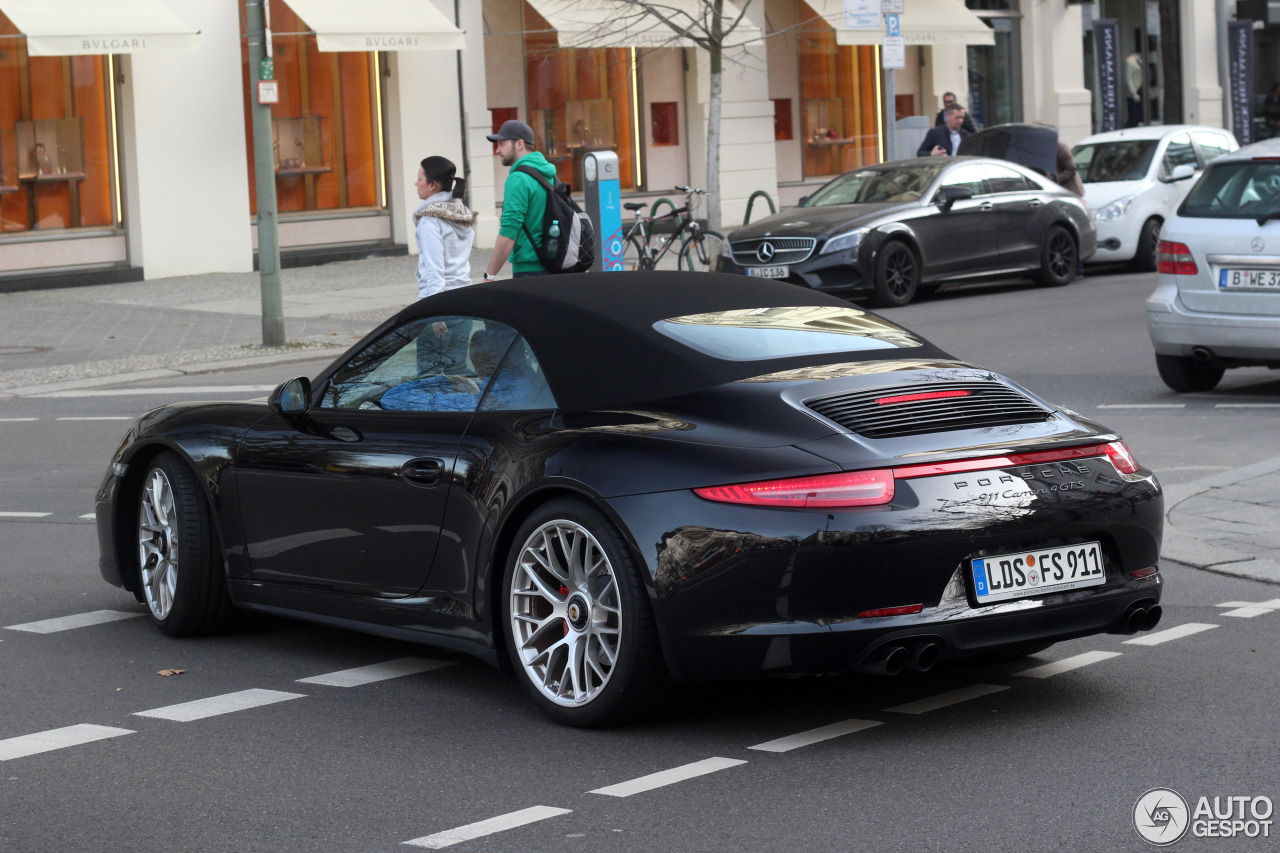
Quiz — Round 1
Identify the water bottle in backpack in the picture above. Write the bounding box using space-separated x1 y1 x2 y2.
548 220 560 260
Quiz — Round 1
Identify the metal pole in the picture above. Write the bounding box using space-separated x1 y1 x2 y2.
246 0 285 347
884 66 896 162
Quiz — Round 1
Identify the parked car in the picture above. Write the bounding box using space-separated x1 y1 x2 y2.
1073 125 1238 271
1146 138 1280 392
99 273 1164 727
716 157 1096 308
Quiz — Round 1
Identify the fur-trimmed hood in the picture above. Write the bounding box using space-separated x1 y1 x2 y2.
414 194 478 227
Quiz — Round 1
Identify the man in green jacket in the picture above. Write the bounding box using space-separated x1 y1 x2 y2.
482 120 558 280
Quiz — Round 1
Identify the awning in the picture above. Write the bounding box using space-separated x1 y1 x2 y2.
804 0 995 46
0 0 199 56
285 0 464 52
524 0 762 50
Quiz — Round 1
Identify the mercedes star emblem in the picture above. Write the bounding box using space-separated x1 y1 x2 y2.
756 242 776 264
1252 237 1265 252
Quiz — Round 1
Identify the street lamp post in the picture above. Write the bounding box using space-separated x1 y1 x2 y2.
246 0 285 347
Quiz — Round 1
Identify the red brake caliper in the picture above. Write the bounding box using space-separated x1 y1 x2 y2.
560 586 570 636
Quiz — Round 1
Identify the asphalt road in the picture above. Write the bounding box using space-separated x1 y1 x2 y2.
2 268 1278 852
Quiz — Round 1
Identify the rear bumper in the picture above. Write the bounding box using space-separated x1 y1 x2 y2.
1147 281 1280 361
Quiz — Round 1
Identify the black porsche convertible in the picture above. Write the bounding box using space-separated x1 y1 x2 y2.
98 272 1163 727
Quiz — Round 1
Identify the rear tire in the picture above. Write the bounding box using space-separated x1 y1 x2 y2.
1156 353 1224 393
623 235 653 271
1034 225 1077 287
1131 218 1161 273
869 240 919 307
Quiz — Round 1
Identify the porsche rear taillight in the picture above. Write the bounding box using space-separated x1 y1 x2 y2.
1157 240 1198 275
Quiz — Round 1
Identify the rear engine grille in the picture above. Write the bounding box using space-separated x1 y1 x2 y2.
730 237 816 266
805 381 1053 439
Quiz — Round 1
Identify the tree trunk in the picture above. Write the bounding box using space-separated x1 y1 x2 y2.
706 0 724 232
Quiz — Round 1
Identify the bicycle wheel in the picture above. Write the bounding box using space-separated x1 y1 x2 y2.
623 235 653 271
678 229 726 272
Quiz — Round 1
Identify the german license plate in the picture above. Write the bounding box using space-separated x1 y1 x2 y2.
1219 269 1280 290
746 265 788 278
971 541 1105 605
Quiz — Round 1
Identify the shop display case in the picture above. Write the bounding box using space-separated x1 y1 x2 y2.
16 118 86 182
532 99 618 189
0 129 19 193
272 117 332 176
805 98 845 145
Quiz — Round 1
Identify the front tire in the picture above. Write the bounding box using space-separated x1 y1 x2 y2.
502 498 672 727
1131 218 1161 273
135 451 235 636
869 240 919 307
1035 225 1077 287
678 229 725 272
1156 353 1224 393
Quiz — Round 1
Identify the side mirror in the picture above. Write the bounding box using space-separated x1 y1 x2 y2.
939 185 973 209
1165 163 1196 182
269 376 312 416
798 195 810 207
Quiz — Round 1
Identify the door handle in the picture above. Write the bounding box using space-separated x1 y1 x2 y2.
401 458 443 487
978 202 994 211
1028 199 1043 208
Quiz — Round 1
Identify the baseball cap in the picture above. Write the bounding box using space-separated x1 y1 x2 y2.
486 119 535 145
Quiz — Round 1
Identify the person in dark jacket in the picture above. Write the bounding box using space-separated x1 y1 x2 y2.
934 92 977 134
918 105 971 157
1055 141 1084 196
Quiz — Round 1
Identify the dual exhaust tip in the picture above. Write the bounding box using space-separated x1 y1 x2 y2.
1114 602 1163 635
857 640 941 676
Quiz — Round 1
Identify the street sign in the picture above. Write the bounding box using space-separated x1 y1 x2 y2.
257 80 279 105
881 36 905 69
882 0 903 13
885 14 900 37
259 57 274 81
844 0 882 30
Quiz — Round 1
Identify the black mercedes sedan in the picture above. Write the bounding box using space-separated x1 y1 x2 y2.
98 272 1160 727
717 157 1097 307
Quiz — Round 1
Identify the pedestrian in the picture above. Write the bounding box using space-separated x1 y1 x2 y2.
917 105 971 157
481 119 559 280
1264 83 1280 139
413 154 476 375
1054 141 1084 196
934 92 977 134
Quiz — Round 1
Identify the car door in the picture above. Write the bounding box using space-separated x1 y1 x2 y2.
235 315 519 596
913 162 997 277
980 163 1047 268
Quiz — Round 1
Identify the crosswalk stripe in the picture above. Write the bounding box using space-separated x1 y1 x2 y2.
1 724 134 762
298 657 455 687
1017 650 1122 678
749 719 882 753
1124 622 1218 646
589 757 747 797
403 806 573 849
6 610 142 633
884 683 1008 715
134 689 305 722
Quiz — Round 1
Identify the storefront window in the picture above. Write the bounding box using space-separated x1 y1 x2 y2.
1082 0 1181 132
0 15 116 234
798 1 879 178
239 2 382 215
522 3 636 191
966 3 1021 128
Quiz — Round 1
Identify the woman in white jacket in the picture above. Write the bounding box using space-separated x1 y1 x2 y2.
414 155 476 300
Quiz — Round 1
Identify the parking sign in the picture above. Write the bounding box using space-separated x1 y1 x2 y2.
885 14 900 37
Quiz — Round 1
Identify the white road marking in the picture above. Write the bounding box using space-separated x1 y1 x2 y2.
0 724 134 761
1215 601 1257 608
1221 606 1275 618
39 385 276 398
884 683 1009 715
749 719 882 753
80 513 95 520
402 806 572 849
6 610 142 633
0 417 38 422
1215 403 1280 408
589 757 747 798
54 416 133 421
0 511 51 518
134 688 305 721
1096 404 1185 409
1016 650 1122 679
298 657 455 687
1124 622 1218 646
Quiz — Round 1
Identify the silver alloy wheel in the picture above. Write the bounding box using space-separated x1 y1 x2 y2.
137 467 179 620
510 520 622 707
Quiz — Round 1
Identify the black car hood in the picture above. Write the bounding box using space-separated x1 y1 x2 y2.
729 202 913 241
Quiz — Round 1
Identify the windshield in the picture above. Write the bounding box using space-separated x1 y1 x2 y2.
654 306 922 362
1179 161 1280 220
1072 140 1157 182
805 165 943 206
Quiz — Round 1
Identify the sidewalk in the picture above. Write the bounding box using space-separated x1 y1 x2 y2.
0 253 1276 588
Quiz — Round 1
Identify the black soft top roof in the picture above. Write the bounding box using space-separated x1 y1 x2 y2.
398 271 950 411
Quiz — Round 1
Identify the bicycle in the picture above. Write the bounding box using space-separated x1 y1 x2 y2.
620 186 726 273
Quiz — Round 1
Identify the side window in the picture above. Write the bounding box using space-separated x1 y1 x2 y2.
981 164 1032 194
1163 133 1197 172
1193 132 1233 164
478 335 557 412
936 163 987 200
319 316 518 413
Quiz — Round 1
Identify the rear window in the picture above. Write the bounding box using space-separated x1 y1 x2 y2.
1179 161 1280 219
1072 140 1157 182
654 306 922 362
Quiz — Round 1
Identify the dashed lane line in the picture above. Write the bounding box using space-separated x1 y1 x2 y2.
0 417 38 422
37 385 276 398
0 511 51 518
1215 404 1280 408
5 609 143 633
80 513 95 520
1096 404 1186 409
298 657 455 687
54 416 133 421
1123 622 1218 646
1216 600 1280 618
1016 650 1123 679
749 719 883 753
884 683 1008 715
0 724 134 762
402 806 573 849
134 689 305 722
588 757 747 798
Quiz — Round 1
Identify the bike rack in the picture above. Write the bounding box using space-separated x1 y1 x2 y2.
743 190 777 225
